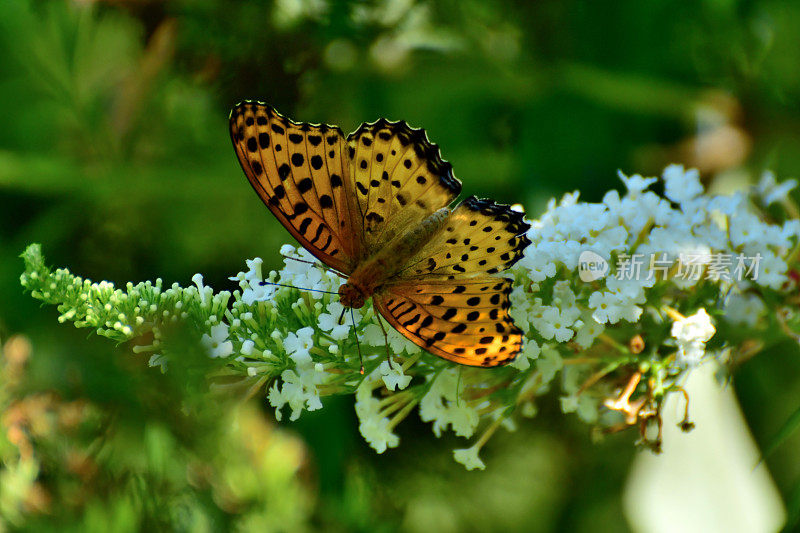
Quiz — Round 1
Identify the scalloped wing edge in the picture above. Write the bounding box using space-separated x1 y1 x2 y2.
458 195 532 270
230 100 347 137
348 118 462 196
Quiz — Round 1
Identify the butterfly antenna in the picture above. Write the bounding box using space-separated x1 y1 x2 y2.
280 254 318 267
259 281 337 295
375 314 394 370
351 308 364 375
281 254 346 278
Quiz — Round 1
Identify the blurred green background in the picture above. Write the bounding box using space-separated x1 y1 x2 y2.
2 0 800 531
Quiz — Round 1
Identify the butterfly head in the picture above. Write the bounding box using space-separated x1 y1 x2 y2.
338 282 367 309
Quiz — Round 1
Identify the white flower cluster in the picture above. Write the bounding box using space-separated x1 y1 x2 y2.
266 327 328 421
510 165 799 374
215 165 800 464
229 249 345 421
229 246 423 435
419 368 480 438
354 378 400 453
228 246 500 454
21 164 800 470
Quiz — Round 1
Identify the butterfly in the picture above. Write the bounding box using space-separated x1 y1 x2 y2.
229 101 531 367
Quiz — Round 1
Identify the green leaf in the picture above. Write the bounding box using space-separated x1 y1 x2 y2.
763 404 800 460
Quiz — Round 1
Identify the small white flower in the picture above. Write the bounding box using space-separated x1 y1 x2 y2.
268 365 326 421
588 290 642 324
379 359 412 391
509 338 540 371
637 192 675 226
277 248 336 298
532 306 575 342
752 250 788 290
267 383 286 421
362 323 385 346
233 258 279 305
708 191 745 216
587 291 616 324
724 292 765 327
663 164 703 204
508 285 532 333
781 219 800 244
449 405 481 437
671 308 715 367
284 326 315 367
453 445 485 471
574 315 604 349
318 301 352 340
672 308 715 344
593 226 630 257
757 171 798 205
236 257 264 284
729 211 766 249
576 395 599 423
281 367 322 416
519 246 557 282
618 170 657 197
201 323 233 358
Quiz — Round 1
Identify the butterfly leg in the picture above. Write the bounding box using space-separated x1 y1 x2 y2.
375 313 394 370
350 308 364 375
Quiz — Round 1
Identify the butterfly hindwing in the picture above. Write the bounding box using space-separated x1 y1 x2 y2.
346 119 462 255
230 101 359 273
374 277 523 367
396 196 531 280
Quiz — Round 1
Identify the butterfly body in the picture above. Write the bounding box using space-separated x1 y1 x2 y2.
230 101 531 367
340 206 452 308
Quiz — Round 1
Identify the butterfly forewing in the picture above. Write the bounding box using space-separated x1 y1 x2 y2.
347 120 462 255
374 278 523 367
230 102 359 273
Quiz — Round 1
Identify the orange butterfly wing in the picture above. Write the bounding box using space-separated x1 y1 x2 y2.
374 196 530 367
229 102 361 273
344 118 462 255
373 277 523 367
392 195 531 280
